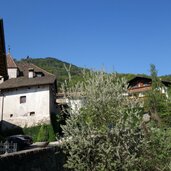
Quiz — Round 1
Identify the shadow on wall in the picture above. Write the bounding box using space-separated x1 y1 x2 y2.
50 109 70 138
50 113 58 134
0 120 24 137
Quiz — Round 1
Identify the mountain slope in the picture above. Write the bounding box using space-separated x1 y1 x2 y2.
18 57 85 89
17 57 171 90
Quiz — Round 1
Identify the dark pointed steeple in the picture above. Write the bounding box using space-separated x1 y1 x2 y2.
0 18 8 80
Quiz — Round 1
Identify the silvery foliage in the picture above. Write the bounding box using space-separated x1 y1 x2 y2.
61 70 145 171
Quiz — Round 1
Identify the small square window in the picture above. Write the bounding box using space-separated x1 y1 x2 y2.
30 112 35 116
35 72 44 77
20 96 26 103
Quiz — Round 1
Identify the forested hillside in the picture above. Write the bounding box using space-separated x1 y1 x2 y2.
17 57 171 90
17 57 84 90
160 74 171 82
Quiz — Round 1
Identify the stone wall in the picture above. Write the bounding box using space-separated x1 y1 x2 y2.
0 146 67 171
0 85 51 128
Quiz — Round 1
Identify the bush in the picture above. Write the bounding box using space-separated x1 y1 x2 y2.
61 71 146 170
61 70 171 170
23 124 56 142
37 125 49 142
23 125 41 142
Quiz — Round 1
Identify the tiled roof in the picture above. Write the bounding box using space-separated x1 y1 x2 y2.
17 62 54 77
6 53 17 68
0 76 56 90
128 76 171 88
0 62 56 90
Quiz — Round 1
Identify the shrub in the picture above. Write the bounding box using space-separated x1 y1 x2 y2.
61 71 147 170
61 70 171 170
23 125 41 142
23 124 56 142
37 124 49 142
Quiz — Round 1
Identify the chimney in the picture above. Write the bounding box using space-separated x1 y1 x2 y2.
0 19 8 81
28 68 34 78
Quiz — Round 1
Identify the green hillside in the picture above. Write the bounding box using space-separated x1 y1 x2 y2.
18 57 85 90
160 75 171 82
17 57 137 87
17 57 171 90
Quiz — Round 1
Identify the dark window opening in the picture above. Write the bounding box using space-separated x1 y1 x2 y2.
30 112 35 116
35 72 44 77
10 114 13 117
20 96 26 103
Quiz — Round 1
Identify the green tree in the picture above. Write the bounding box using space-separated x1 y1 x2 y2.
144 64 170 126
60 70 171 170
61 71 148 170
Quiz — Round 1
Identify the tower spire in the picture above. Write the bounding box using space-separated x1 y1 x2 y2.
8 45 10 54
0 19 8 80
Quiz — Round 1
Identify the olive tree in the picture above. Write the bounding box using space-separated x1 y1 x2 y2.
60 70 171 171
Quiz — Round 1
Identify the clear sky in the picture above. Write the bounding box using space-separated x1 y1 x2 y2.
1 0 171 75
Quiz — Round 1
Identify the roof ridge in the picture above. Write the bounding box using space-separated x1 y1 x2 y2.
30 63 55 76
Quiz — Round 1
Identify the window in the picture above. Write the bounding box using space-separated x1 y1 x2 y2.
10 114 13 117
30 112 35 116
20 96 26 103
144 83 149 87
35 72 44 77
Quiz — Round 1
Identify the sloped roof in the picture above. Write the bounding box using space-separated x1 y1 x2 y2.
128 76 171 87
0 62 56 90
128 76 151 86
17 62 54 77
6 53 17 68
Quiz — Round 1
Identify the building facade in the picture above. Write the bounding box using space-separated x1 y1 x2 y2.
0 19 58 129
128 76 170 98
0 59 58 129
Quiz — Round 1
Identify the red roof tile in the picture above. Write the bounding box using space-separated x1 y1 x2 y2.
6 53 17 68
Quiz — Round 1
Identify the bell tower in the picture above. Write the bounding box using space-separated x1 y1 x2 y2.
0 18 8 80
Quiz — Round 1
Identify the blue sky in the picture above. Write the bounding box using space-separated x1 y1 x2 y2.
1 0 171 75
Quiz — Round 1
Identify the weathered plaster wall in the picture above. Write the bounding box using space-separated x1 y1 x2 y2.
0 85 51 128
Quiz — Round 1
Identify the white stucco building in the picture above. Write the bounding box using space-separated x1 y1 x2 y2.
0 53 58 129
57 93 85 115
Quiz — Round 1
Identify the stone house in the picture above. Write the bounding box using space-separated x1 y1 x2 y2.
0 19 58 129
